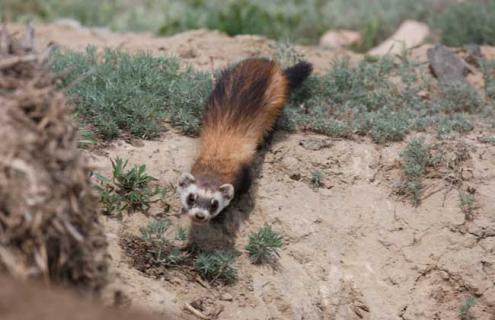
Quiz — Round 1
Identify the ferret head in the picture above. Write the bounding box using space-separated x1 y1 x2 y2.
177 173 234 224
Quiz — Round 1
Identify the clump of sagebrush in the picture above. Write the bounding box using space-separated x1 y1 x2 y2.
272 40 305 68
195 250 238 283
50 47 212 139
283 45 484 143
459 191 476 221
139 218 189 266
436 114 474 138
310 170 324 189
95 158 163 216
434 0 495 47
480 59 495 100
438 82 483 114
459 296 476 320
398 139 430 206
245 225 283 264
479 136 495 145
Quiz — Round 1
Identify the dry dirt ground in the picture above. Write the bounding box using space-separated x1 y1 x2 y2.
14 23 495 320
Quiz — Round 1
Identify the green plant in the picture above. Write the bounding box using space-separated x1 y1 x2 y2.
77 128 96 147
140 218 170 242
459 296 476 320
459 192 476 221
438 82 483 114
195 250 238 283
245 225 283 264
480 59 495 100
434 0 495 47
95 158 162 215
175 225 189 242
272 40 305 68
49 47 211 139
52 44 490 144
139 218 189 266
436 115 474 138
398 139 430 206
310 170 324 189
479 136 495 145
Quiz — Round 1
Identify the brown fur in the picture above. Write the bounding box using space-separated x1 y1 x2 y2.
191 58 290 190
0 275 182 320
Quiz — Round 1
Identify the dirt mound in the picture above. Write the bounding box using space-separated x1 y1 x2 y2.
0 25 108 293
0 275 177 320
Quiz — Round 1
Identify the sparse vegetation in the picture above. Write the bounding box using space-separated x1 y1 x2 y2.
195 250 238 283
50 47 211 139
434 0 495 47
175 225 189 242
139 218 189 267
283 48 481 143
398 139 430 206
49 42 493 144
272 40 305 68
479 136 495 145
459 192 476 221
95 158 163 216
459 296 476 320
245 225 283 264
480 59 495 100
77 128 96 147
310 170 324 189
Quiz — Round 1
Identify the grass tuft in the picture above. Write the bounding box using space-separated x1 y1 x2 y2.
195 250 238 283
398 139 430 206
95 158 162 216
310 170 324 189
139 218 189 266
459 192 476 221
480 59 495 100
245 225 283 264
459 296 476 320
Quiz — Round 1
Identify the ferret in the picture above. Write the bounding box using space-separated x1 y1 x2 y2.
177 57 313 223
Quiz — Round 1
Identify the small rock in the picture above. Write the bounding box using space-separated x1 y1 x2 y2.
319 29 361 49
368 20 430 56
427 44 470 85
220 293 233 301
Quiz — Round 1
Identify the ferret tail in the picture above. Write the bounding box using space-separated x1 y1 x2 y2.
283 61 313 93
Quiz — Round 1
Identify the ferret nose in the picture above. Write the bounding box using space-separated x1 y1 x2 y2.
195 212 206 220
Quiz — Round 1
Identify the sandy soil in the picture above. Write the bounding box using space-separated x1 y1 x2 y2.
14 22 495 320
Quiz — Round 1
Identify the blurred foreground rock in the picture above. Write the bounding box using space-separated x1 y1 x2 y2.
368 20 430 56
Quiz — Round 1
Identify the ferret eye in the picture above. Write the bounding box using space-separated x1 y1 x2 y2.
210 199 219 212
187 194 195 206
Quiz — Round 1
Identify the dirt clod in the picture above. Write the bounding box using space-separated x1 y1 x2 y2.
0 25 108 293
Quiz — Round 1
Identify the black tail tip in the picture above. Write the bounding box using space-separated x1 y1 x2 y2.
284 61 313 91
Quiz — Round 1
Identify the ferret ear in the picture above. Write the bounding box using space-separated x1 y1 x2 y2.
178 173 195 190
218 184 234 202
